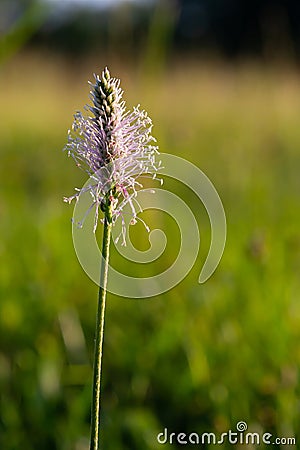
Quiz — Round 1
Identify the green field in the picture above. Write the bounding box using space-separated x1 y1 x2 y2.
1 53 300 449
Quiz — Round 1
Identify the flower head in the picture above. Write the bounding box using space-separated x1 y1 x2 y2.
64 68 160 243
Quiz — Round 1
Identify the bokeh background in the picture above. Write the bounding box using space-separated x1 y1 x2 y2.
1 0 300 448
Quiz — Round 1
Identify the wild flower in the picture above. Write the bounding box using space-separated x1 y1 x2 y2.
64 67 161 243
64 68 161 450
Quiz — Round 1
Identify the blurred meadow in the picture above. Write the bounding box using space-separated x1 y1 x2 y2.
1 1 300 449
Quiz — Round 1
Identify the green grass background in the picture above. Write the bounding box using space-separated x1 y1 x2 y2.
1 52 300 449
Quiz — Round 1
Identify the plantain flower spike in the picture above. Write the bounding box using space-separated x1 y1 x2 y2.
64 68 161 243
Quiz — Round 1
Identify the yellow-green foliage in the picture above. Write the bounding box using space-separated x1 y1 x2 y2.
1 54 299 449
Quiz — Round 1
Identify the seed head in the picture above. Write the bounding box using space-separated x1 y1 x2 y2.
64 68 161 243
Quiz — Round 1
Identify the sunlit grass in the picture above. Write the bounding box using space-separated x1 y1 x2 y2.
1 52 300 449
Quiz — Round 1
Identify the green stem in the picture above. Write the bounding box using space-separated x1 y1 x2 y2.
90 198 113 450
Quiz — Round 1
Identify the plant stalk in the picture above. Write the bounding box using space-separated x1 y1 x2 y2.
90 198 113 450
